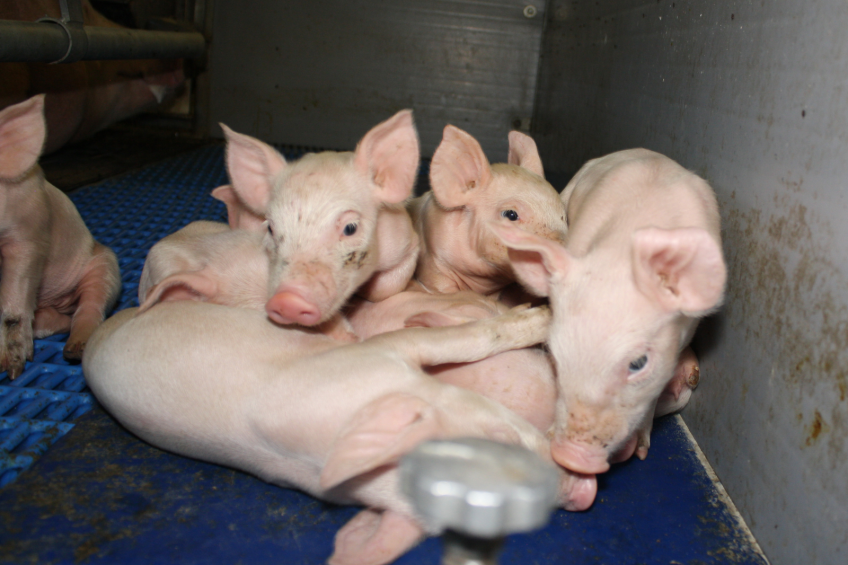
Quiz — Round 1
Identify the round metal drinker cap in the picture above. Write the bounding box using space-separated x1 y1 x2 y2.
399 437 560 538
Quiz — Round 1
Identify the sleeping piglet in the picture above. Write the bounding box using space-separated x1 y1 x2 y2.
346 290 558 434
138 221 267 311
492 148 726 474
220 110 421 330
83 301 595 565
0 95 120 378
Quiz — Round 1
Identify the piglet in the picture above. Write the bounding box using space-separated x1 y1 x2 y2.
138 221 267 312
83 301 595 565
0 95 120 378
138 219 357 341
492 148 726 474
220 110 421 330
346 291 557 433
348 288 700 441
409 126 566 295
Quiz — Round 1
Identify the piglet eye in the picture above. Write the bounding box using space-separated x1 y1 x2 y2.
628 355 648 373
267 223 274 237
343 223 358 236
502 209 519 221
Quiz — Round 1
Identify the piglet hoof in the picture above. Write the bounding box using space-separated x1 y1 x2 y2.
1 355 27 380
678 346 700 389
635 427 651 460
687 362 701 389
654 347 700 418
1 328 34 380
63 340 85 361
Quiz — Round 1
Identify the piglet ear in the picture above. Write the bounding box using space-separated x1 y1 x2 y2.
489 223 571 298
354 109 420 205
210 185 266 232
320 393 441 491
0 94 46 180
430 125 493 209
631 227 727 316
138 272 218 314
507 131 545 178
221 123 286 216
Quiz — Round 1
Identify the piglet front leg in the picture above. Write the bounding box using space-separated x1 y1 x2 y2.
0 242 43 379
627 346 702 462
371 305 551 369
655 345 700 418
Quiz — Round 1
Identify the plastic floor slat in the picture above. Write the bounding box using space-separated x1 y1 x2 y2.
0 145 766 564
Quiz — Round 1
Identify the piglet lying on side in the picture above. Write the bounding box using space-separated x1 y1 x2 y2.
492 148 726 474
347 291 558 434
84 301 595 565
0 95 120 378
220 110 421 330
138 221 266 310
409 126 566 296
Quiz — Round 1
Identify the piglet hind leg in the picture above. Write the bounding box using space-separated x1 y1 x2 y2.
63 244 121 360
372 305 551 368
329 508 424 565
33 307 72 338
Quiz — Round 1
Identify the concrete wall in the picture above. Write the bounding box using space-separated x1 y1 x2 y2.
205 0 547 159
532 1 848 563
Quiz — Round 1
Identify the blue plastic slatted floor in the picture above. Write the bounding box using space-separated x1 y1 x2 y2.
0 146 767 564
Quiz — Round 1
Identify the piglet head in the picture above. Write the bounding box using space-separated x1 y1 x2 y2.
429 126 567 277
491 222 726 474
222 110 419 327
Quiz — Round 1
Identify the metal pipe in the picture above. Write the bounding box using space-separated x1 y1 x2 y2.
0 19 206 63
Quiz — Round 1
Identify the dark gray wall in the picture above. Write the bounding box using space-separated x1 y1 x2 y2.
206 0 547 159
533 1 847 563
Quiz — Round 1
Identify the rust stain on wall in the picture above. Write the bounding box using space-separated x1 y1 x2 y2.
804 410 830 446
720 172 848 468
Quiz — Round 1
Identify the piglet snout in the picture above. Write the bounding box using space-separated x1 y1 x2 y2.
560 472 598 511
551 439 611 475
266 292 321 326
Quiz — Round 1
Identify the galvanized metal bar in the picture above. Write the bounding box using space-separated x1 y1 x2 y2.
0 19 206 63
